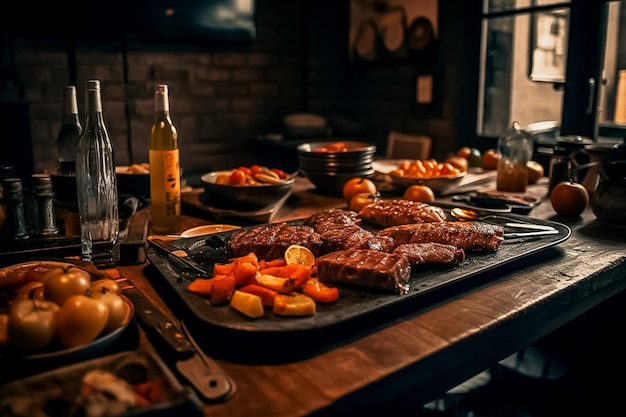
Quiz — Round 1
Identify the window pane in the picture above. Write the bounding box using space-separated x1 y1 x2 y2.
478 12 564 137
484 0 571 14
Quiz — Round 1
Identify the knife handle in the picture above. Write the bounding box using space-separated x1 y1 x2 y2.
124 287 195 356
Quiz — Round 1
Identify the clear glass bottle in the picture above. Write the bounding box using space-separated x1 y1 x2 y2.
57 85 83 175
75 80 119 268
496 121 533 193
149 84 181 234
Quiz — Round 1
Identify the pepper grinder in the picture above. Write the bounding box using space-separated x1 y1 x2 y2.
31 173 59 237
2 178 29 240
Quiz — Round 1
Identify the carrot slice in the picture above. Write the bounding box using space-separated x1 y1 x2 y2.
210 275 236 305
302 278 339 303
239 284 279 307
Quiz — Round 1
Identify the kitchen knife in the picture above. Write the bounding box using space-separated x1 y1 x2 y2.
147 236 210 276
122 285 236 402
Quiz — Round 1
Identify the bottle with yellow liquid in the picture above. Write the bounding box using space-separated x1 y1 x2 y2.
149 84 181 234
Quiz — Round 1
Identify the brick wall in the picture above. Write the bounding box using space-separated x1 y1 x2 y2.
1 0 470 184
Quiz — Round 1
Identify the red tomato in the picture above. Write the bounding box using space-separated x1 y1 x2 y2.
271 168 287 179
229 169 247 185
250 164 262 175
43 266 91 307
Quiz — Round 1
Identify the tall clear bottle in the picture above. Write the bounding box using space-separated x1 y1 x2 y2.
57 85 83 175
75 80 120 268
149 84 181 234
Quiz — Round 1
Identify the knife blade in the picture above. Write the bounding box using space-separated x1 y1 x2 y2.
147 236 210 276
122 285 236 402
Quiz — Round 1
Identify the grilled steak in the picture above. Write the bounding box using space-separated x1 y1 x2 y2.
227 223 324 260
303 208 362 233
358 199 447 227
319 225 395 253
378 221 504 252
393 243 465 265
316 249 411 295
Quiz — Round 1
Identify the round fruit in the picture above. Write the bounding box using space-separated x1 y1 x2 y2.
284 245 316 268
445 156 468 172
482 149 500 170
7 299 60 350
349 192 379 212
403 185 435 203
43 266 91 307
550 181 589 217
467 148 483 168
457 147 472 158
342 177 377 203
527 161 544 184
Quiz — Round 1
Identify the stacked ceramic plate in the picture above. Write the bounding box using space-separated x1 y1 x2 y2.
297 140 376 195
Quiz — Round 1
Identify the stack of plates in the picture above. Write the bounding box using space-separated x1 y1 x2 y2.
297 141 376 195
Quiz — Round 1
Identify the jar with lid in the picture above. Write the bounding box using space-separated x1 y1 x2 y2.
547 135 593 195
496 121 533 193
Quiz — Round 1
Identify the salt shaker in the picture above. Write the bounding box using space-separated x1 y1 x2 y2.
496 121 533 193
2 178 29 240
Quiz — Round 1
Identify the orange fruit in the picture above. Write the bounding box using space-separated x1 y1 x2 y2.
457 147 472 158
550 181 589 217
482 149 500 170
284 245 316 268
349 192 379 212
445 155 468 172
342 177 377 203
403 185 435 203
527 160 544 184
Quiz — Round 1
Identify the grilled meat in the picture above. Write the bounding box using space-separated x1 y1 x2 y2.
303 208 362 233
358 199 447 227
378 221 504 252
227 223 324 260
319 225 395 253
393 242 465 265
316 249 411 295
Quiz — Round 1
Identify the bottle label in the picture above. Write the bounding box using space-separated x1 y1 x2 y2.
149 149 181 216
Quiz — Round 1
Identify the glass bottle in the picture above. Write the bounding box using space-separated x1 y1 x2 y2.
75 80 119 268
496 121 533 193
57 85 83 175
149 84 181 234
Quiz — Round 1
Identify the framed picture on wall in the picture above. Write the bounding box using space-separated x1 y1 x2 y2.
349 0 438 62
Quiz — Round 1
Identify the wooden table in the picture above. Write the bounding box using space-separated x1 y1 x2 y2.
117 177 626 417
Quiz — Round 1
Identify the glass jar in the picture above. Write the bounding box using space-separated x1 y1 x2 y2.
496 121 533 193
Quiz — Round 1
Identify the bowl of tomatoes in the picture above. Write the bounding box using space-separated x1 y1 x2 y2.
200 165 295 210
0 260 134 378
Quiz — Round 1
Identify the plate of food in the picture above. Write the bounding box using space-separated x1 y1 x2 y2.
0 260 135 377
373 158 467 193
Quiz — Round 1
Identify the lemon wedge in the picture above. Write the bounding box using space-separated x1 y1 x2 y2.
284 245 316 268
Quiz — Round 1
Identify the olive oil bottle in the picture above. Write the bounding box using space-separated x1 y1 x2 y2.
149 84 181 234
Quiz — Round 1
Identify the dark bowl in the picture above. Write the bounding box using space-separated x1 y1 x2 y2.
201 170 295 210
302 168 375 196
116 166 150 197
297 140 376 158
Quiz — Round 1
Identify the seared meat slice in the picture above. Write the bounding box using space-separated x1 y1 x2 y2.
316 249 411 295
227 223 324 260
303 208 361 233
378 221 504 252
358 199 446 227
319 225 395 253
393 243 465 265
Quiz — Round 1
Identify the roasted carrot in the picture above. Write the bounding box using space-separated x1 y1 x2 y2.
213 262 235 276
231 252 259 268
239 284 279 307
259 258 286 270
232 261 259 286
302 278 339 303
210 275 236 305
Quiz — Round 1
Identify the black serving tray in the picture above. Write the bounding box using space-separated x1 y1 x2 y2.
145 214 571 361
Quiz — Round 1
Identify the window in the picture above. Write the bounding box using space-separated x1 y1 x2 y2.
476 0 625 144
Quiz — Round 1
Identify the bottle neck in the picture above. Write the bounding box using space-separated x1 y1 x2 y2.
155 84 170 116
64 86 79 115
